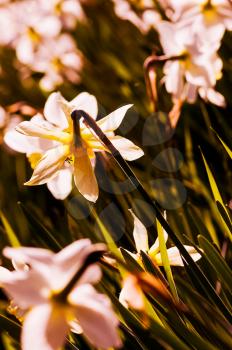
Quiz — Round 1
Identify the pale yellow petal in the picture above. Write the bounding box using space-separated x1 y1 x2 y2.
74 146 99 202
25 146 69 186
16 121 71 143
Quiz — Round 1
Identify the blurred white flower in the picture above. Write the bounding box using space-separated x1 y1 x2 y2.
9 1 61 64
0 106 23 145
169 0 232 43
157 21 225 106
30 34 83 91
0 239 122 350
0 0 84 88
113 0 161 33
4 91 143 201
38 0 86 29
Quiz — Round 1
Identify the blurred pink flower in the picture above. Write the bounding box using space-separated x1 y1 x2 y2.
0 0 84 88
0 106 23 145
113 0 161 33
169 0 232 43
38 0 86 29
0 239 122 350
8 1 61 64
31 34 83 91
5 91 143 201
157 21 225 106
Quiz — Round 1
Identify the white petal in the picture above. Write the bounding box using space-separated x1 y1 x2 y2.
0 270 49 309
16 120 71 143
4 129 41 154
69 285 121 349
70 92 98 120
22 304 69 350
119 275 144 310
110 136 144 161
4 247 54 266
156 245 201 266
97 104 133 132
16 36 34 65
199 87 226 107
74 146 99 202
47 167 73 200
25 146 69 186
44 92 69 129
0 267 12 281
129 210 148 253
164 61 184 98
35 16 62 37
51 240 105 291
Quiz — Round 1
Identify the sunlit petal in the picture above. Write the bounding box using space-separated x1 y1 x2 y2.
97 104 133 132
22 304 69 350
71 92 98 120
47 167 73 200
44 92 69 129
110 136 144 161
69 284 121 349
16 120 71 143
129 210 149 253
25 146 69 186
73 146 99 202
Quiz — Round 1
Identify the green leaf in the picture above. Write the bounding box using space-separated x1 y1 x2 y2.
120 247 143 273
18 202 62 251
156 219 178 301
0 211 20 247
211 128 232 159
198 235 232 293
140 250 168 286
200 150 232 242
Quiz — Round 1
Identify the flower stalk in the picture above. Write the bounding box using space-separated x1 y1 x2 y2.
71 109 232 323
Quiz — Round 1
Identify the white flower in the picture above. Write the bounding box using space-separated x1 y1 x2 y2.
169 0 232 43
119 210 201 309
0 239 122 350
113 0 161 33
30 34 83 91
124 210 201 266
4 91 143 201
157 21 225 106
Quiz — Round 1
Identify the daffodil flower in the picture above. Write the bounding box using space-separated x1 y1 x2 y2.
5 91 143 201
0 239 122 350
126 210 201 266
157 21 225 106
119 210 201 309
170 0 232 43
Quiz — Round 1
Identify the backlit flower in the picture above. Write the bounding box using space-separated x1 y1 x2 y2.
119 210 201 309
125 210 201 266
0 239 122 350
5 91 143 201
